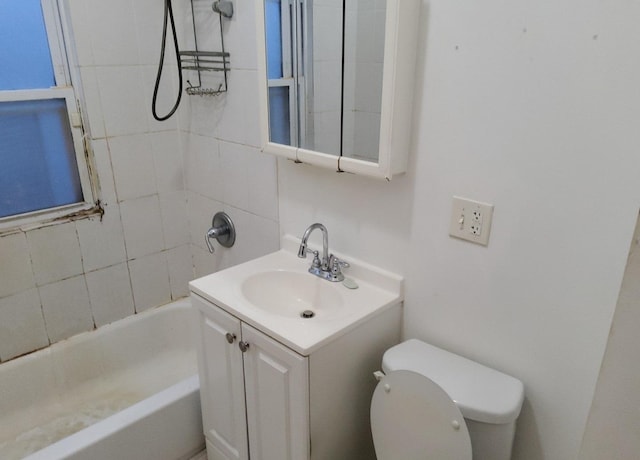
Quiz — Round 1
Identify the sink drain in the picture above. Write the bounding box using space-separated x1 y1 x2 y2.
300 310 315 319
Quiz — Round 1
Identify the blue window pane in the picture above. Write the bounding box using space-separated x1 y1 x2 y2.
265 0 284 79
268 87 290 145
0 99 83 218
0 0 56 90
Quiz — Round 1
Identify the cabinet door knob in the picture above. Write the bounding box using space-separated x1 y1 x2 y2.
225 332 236 344
239 341 250 352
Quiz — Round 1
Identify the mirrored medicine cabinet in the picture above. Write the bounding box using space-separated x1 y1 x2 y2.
256 0 420 180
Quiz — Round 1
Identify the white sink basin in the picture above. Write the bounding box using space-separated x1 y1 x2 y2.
241 270 344 319
189 235 403 355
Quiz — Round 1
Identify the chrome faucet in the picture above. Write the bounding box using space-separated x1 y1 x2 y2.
298 223 349 282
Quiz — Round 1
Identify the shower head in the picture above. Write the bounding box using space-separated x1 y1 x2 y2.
212 0 233 18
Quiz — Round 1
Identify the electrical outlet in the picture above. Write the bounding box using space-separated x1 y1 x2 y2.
449 196 494 246
470 223 482 235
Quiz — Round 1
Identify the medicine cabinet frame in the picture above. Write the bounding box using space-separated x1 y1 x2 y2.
255 0 420 180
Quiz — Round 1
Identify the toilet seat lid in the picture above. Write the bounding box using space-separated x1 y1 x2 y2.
371 370 472 460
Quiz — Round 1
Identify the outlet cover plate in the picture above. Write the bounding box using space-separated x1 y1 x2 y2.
449 196 494 246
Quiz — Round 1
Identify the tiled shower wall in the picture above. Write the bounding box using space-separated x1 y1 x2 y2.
180 1 280 277
0 0 280 362
0 0 190 362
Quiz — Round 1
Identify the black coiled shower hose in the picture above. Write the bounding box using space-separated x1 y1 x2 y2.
152 0 183 121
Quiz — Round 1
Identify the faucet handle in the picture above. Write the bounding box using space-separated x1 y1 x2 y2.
205 212 236 254
309 250 322 269
329 255 349 275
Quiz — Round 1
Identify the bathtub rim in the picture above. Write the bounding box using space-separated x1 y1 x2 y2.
23 374 202 460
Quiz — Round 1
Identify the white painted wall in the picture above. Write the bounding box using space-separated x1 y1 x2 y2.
279 0 640 458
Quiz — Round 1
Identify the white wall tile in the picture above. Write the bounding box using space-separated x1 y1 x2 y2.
181 93 225 138
0 233 35 299
166 245 193 299
109 134 158 201
91 139 118 206
40 276 93 344
150 131 185 193
187 192 223 252
192 244 223 278
120 195 165 259
239 71 262 148
0 289 48 362
221 205 279 267
96 66 149 137
216 70 261 147
185 134 222 200
220 141 249 210
226 0 258 70
128 252 171 312
76 206 127 273
247 151 279 221
86 263 135 327
141 65 180 133
78 68 105 139
27 223 83 286
84 0 140 66
160 191 189 249
66 0 94 67
192 207 279 276
190 3 222 53
132 0 173 66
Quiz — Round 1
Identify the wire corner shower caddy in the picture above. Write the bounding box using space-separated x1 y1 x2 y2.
182 0 233 97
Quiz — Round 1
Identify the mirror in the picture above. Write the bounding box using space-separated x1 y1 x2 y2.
256 0 420 180
263 0 385 162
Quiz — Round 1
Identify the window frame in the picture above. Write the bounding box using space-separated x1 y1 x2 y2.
0 0 97 231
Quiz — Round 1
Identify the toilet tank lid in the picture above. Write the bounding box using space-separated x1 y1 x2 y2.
381 339 524 425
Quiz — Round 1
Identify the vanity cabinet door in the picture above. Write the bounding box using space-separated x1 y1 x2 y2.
241 323 310 460
193 296 249 460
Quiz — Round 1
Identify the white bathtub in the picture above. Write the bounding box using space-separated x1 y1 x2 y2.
0 299 204 460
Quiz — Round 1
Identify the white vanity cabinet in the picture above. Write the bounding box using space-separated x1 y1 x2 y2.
193 294 309 460
191 293 402 460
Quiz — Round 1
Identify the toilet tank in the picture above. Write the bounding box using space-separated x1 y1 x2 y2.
381 339 524 460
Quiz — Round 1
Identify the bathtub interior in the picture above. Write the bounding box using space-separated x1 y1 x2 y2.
0 300 198 459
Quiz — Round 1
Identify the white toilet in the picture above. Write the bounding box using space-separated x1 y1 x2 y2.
370 339 524 460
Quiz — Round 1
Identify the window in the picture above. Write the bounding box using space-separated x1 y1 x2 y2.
0 0 94 227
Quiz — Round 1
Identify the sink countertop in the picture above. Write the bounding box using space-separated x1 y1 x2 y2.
189 236 404 356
